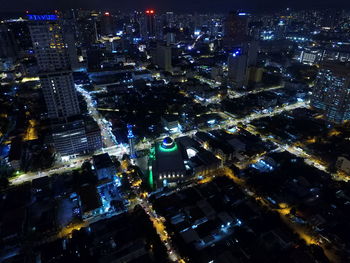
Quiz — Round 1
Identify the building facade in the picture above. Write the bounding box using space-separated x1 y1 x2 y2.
223 11 248 50
152 137 187 188
311 63 350 123
29 14 102 156
29 16 81 119
51 119 88 156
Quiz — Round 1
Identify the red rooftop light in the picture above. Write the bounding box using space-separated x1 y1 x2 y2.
104 12 110 16
146 9 155 14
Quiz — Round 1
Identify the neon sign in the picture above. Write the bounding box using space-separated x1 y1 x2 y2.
27 14 58 21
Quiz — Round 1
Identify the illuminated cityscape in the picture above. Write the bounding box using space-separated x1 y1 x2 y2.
1 2 350 263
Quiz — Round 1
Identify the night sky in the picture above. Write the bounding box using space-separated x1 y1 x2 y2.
1 0 350 12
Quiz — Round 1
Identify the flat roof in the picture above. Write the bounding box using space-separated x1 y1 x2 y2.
93 153 114 170
79 185 101 213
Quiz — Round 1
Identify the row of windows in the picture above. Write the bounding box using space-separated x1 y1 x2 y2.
159 173 184 180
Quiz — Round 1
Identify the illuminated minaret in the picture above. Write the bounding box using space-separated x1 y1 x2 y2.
127 124 136 158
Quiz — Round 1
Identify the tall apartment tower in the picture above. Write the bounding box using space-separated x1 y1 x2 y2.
140 9 156 39
0 24 18 59
29 14 102 156
223 11 248 50
99 12 115 36
227 42 258 89
156 44 172 72
311 63 350 123
61 16 80 71
227 48 247 88
151 42 172 72
29 14 80 119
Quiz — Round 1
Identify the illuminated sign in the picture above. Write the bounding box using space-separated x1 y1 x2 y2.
27 14 58 21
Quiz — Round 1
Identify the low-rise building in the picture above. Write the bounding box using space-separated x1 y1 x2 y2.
93 153 116 181
336 156 350 175
78 184 102 219
161 115 182 133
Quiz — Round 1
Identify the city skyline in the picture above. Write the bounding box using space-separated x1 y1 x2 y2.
2 0 350 13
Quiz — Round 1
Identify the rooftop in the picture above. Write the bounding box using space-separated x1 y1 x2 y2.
93 153 114 170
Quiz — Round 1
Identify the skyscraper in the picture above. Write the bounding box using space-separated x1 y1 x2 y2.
0 24 18 59
223 11 248 50
29 14 102 156
29 14 80 119
99 12 115 36
227 41 258 89
227 48 247 88
61 13 80 71
311 63 350 123
141 9 156 39
151 42 172 72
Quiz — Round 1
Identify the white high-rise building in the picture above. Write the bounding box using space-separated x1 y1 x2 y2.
39 71 80 119
29 16 80 119
311 63 350 123
29 15 102 156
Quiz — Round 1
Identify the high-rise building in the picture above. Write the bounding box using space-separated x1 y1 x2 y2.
311 63 350 123
227 48 247 88
223 11 248 50
227 41 258 88
141 9 156 39
76 16 98 48
5 20 33 57
165 12 175 27
0 24 18 59
152 43 172 72
166 32 176 45
246 41 258 67
99 12 115 36
62 18 80 71
29 14 102 156
38 72 81 118
29 15 80 119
